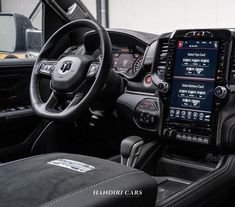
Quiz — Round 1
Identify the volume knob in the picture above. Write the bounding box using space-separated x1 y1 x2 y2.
157 81 169 93
214 86 227 98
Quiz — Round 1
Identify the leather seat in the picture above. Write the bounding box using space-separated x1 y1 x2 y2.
0 153 157 207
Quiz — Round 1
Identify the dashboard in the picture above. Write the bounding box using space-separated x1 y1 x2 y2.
58 28 235 150
116 28 235 151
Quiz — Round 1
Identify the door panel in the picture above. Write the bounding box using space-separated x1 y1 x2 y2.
0 59 34 111
0 59 39 150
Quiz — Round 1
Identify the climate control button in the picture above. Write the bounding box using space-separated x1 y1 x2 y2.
175 133 210 145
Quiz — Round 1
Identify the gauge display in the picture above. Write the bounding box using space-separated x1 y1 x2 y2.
112 51 143 76
133 56 143 74
113 53 137 74
96 46 144 77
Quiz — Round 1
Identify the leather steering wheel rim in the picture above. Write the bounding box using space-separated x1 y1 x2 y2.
30 19 112 121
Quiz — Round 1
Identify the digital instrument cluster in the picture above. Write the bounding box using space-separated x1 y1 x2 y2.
112 46 143 76
97 46 144 77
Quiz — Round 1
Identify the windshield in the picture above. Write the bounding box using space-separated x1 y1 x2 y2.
82 0 235 34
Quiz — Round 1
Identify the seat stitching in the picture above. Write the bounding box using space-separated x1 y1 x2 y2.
0 153 62 167
40 171 143 207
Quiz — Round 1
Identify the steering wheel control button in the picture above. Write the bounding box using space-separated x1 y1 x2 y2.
214 86 227 98
87 63 100 78
157 81 169 93
39 62 57 75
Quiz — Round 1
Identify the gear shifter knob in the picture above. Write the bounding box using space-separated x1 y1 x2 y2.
120 136 144 167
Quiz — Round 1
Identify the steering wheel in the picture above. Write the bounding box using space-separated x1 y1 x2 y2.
30 19 112 121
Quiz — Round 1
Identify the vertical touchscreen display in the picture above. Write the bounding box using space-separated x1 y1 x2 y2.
169 40 219 124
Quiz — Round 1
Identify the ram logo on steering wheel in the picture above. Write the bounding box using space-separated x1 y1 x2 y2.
59 61 72 74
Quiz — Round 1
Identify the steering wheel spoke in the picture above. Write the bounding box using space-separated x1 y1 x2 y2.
38 60 58 76
43 91 59 111
69 92 85 107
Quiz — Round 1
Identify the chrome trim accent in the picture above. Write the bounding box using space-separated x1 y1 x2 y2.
126 90 156 96
31 122 54 153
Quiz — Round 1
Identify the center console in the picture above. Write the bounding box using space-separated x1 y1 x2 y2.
117 29 235 206
152 29 234 145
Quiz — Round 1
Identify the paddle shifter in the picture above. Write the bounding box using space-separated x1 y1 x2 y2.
120 136 144 167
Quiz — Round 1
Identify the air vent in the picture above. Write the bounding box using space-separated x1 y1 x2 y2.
230 54 235 84
155 40 169 79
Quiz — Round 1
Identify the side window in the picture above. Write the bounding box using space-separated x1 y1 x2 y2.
0 0 42 59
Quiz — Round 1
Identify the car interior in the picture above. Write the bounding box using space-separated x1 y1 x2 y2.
1 0 235 207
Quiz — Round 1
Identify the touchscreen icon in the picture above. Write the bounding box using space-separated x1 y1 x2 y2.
193 112 198 118
191 100 200 108
176 110 180 116
187 111 192 119
181 111 186 117
170 109 175 116
199 113 205 120
178 41 183 48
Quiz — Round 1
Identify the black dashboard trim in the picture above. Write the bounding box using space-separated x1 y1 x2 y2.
106 29 159 46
